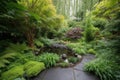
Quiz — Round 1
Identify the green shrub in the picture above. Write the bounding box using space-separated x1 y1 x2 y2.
85 25 99 42
38 53 60 68
55 26 70 38
39 37 56 46
58 62 69 68
84 58 118 80
67 42 87 55
68 20 81 27
68 57 79 64
73 48 86 55
87 49 96 54
34 39 44 47
1 66 24 80
84 15 100 42
24 61 45 77
92 18 108 30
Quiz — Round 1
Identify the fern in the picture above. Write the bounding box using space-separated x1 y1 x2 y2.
4 43 29 54
0 43 29 68
0 53 17 68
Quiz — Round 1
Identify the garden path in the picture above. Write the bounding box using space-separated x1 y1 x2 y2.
31 54 99 80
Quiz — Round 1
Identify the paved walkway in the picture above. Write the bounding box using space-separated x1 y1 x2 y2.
31 54 99 80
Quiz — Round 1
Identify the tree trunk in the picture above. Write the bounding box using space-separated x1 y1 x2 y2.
25 28 35 48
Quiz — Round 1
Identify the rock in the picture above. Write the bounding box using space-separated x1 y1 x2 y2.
77 55 82 59
64 59 69 63
61 54 67 60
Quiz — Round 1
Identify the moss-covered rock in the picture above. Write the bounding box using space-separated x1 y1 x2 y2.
24 61 45 77
1 66 24 80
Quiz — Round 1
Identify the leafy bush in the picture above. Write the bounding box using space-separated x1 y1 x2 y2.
1 66 24 80
66 42 87 55
37 53 60 68
34 39 44 47
24 61 45 77
68 20 81 27
85 25 99 42
68 57 79 64
58 62 69 68
92 18 108 30
39 37 56 46
87 49 96 54
84 14 100 42
73 48 86 55
55 26 70 38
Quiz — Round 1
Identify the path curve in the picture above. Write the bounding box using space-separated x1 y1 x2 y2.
31 54 99 80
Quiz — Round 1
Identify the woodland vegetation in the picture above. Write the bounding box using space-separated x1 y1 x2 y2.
0 0 120 80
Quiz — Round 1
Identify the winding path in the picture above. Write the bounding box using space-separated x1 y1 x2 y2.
31 54 100 80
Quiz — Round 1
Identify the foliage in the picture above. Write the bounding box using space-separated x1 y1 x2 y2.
37 53 60 68
68 20 81 27
55 26 70 38
24 61 45 77
14 77 25 80
66 42 87 55
73 48 86 55
87 49 96 54
57 62 69 68
84 1 120 79
0 40 11 53
4 43 29 54
68 57 79 64
39 37 56 46
0 43 30 73
0 1 38 47
92 17 108 30
34 39 44 47
1 66 24 80
1 61 45 79
19 0 64 38
93 0 120 18
84 53 119 80
0 53 17 69
84 15 100 42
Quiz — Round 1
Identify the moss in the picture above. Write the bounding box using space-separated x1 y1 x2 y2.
24 61 45 77
1 66 24 80
87 49 96 54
